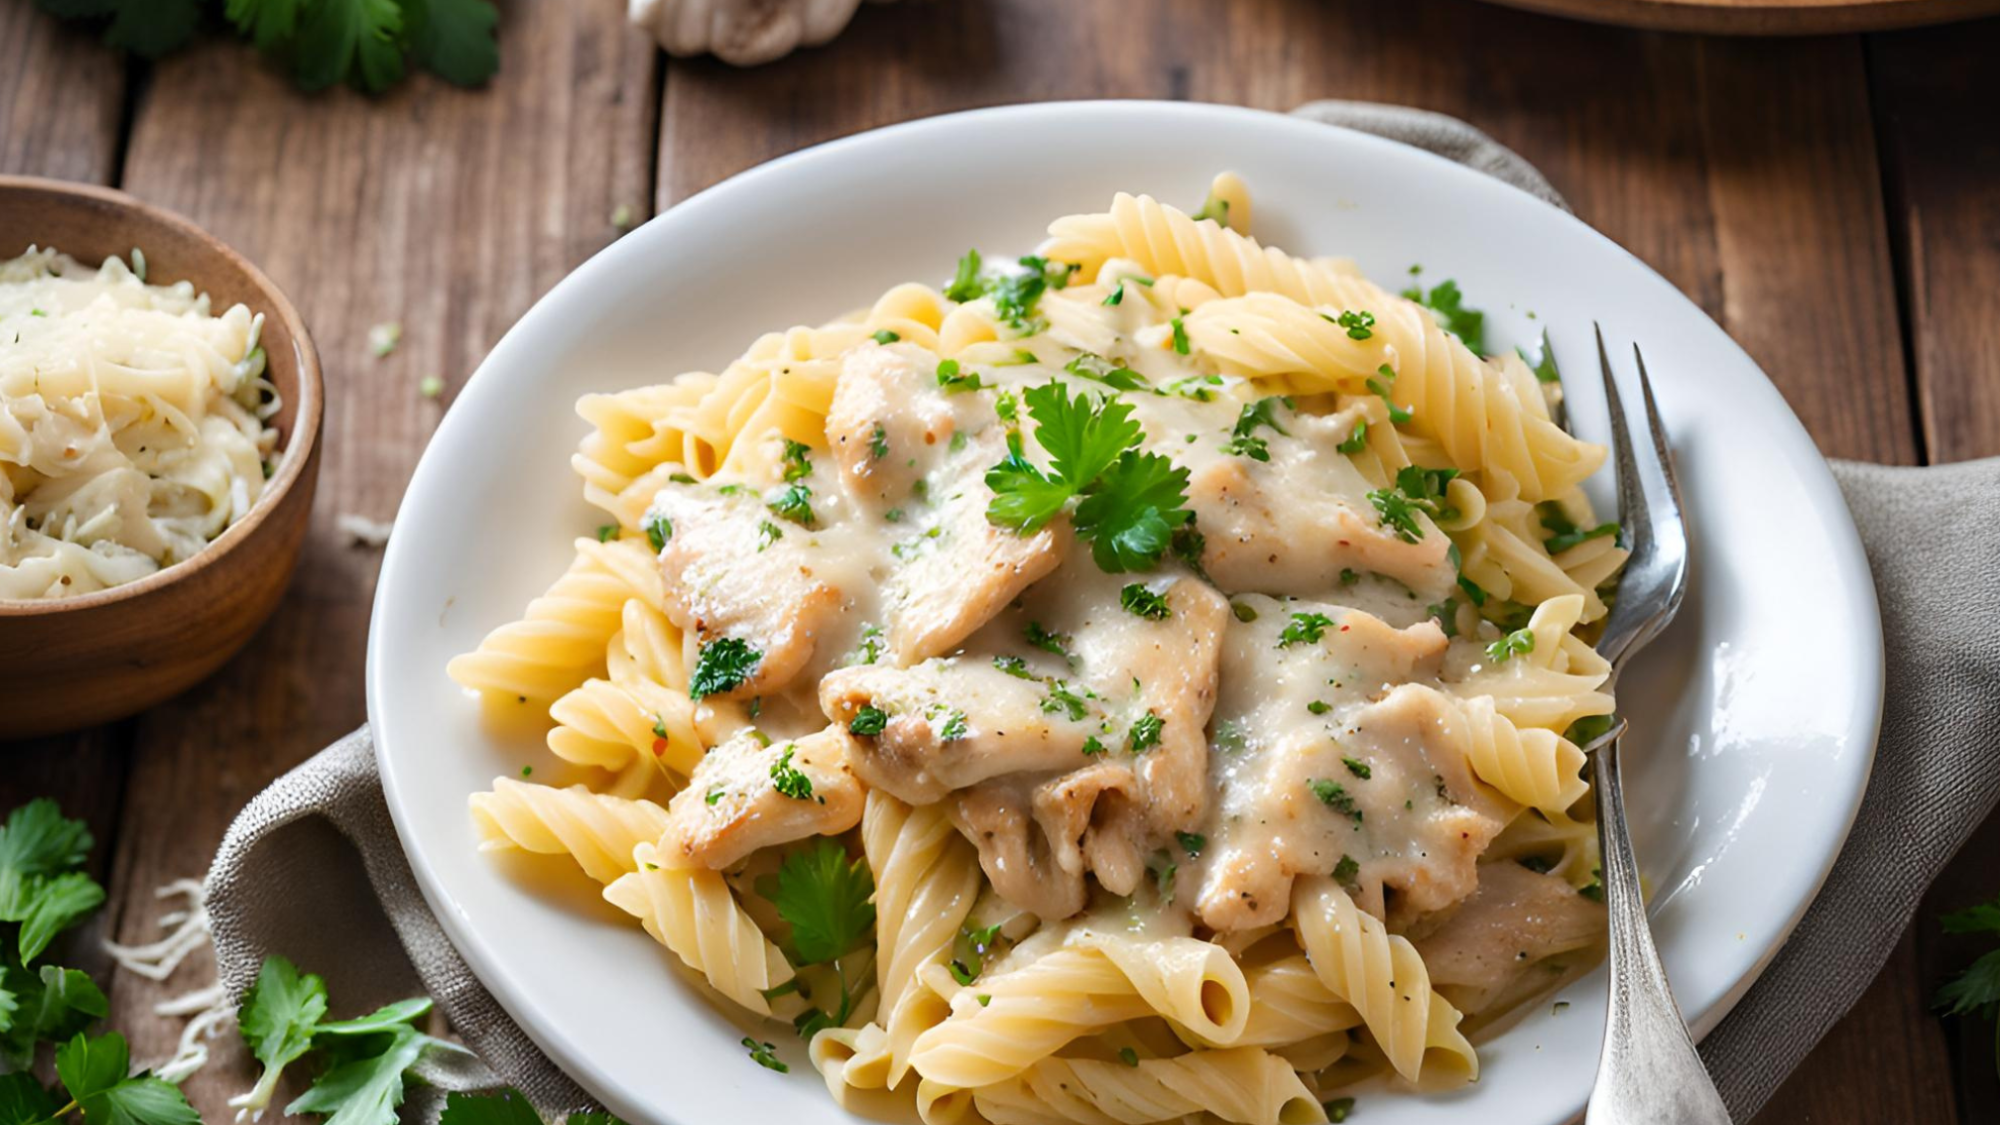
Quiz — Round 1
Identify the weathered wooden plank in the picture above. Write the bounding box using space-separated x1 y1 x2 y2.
1871 16 2000 1120
95 8 658 1115
0 0 126 184
657 3 1940 1119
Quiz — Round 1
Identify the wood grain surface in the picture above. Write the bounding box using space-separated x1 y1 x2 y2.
1 0 1995 1120
1477 0 2000 35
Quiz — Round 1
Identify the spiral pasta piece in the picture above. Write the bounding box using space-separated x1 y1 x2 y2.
863 792 983 1086
446 538 654 704
1452 694 1588 816
468 777 669 885
974 1047 1326 1125
602 841 795 1015
909 947 1155 1088
1072 930 1252 1046
1291 877 1474 1089
1237 956 1362 1048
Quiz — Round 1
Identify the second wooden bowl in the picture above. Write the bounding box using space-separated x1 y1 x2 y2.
0 177 323 741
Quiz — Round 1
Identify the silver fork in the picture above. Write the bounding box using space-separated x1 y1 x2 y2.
1579 327 1731 1125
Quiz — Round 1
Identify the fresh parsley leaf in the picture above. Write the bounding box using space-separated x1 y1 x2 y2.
869 423 890 461
1326 1096 1356 1122
1566 714 1616 745
1937 949 2000 1023
770 840 875 966
1332 855 1360 887
1486 628 1536 664
286 1023 432 1125
0 1072 58 1124
1169 316 1191 355
1367 465 1459 544
1117 1047 1141 1067
1309 780 1363 824
1222 395 1290 461
1127 711 1164 753
1278 612 1334 648
594 524 617 543
1081 736 1108 757
1402 278 1485 355
1119 584 1171 621
1336 420 1368 455
780 439 813 483
1071 451 1192 572
1024 622 1075 664
946 250 984 303
0 801 93 914
13 873 102 964
871 329 900 345
688 638 760 699
1942 899 2000 935
437 1089 544 1125
848 705 889 736
232 957 328 1120
407 0 499 88
756 521 783 552
1521 330 1562 384
1042 683 1091 722
1343 756 1372 780
643 512 672 552
54 1031 199 1125
936 709 970 741
1176 832 1205 857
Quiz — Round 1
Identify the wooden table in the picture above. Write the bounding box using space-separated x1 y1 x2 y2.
2 0 1995 1119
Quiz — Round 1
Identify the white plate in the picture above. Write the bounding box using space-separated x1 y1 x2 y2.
368 102 1882 1125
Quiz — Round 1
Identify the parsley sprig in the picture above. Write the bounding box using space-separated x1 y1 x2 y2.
984 382 1192 573
438 1088 624 1124
1401 276 1486 355
1936 894 2000 1077
760 841 876 1041
35 0 500 93
1222 396 1291 462
1367 465 1459 543
943 252 1074 328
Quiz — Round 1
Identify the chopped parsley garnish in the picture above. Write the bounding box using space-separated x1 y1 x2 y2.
870 423 890 461
872 329 900 345
644 513 673 551
1118 1047 1141 1068
1566 713 1616 745
1401 278 1485 355
1309 779 1364 824
1336 421 1369 455
670 471 698 484
1366 363 1412 424
1326 1096 1356 1122
1231 601 1258 623
1342 756 1372 780
851 624 884 666
742 1037 787 1072
1340 568 1360 586
1330 309 1376 340
1221 395 1291 462
1119 583 1172 620
1521 330 1562 384
1191 191 1231 228
1579 868 1605 903
705 788 724 806
1103 280 1127 306
935 358 983 394
689 637 760 699
936 709 970 741
1081 735 1108 757
945 250 986 302
848 705 889 736
1367 465 1459 543
1307 700 1331 715
768 483 816 527
1065 352 1149 391
1024 621 1075 664
1176 831 1205 857
1169 315 1191 355
1539 501 1620 555
1486 628 1537 664
948 960 978 986
993 655 1035 679
1278 612 1335 648
984 381 1192 573
944 250 1072 327
757 521 783 551
770 745 816 801
1332 854 1360 887
1043 682 1091 721
780 439 813 482
1127 711 1164 753
995 391 1019 424
1427 600 1458 637
595 524 618 543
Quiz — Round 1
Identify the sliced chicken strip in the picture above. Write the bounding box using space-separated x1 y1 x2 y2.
661 725 865 870
953 779 1089 920
1413 861 1606 994
821 657 1103 805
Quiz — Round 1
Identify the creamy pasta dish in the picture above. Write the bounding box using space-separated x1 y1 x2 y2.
0 248 279 600
451 177 1627 1124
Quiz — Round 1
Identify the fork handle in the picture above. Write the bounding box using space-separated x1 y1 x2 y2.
1586 736 1734 1125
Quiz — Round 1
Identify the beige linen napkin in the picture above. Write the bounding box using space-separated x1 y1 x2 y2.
204 102 2000 1123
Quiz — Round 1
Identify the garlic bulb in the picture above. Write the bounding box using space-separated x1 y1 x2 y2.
629 0 903 67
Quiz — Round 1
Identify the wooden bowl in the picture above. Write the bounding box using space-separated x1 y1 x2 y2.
0 177 323 741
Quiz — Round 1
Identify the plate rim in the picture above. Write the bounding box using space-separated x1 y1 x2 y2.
367 98 1885 1124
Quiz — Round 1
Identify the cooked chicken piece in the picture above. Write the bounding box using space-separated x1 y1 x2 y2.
1414 861 1605 994
1031 762 1149 897
820 658 1102 804
1186 410 1455 597
883 429 1070 665
1097 577 1229 830
661 725 865 870
825 343 961 507
952 780 1088 920
649 483 848 700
